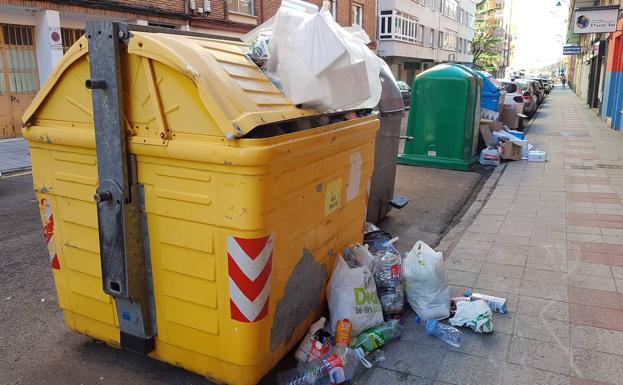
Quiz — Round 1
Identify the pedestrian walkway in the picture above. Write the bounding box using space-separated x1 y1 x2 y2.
355 89 623 385
0 137 30 176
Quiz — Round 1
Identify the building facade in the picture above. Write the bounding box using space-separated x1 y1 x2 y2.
377 0 476 85
564 0 623 130
475 0 512 78
0 0 377 138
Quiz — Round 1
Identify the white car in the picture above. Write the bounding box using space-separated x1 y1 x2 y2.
499 80 526 129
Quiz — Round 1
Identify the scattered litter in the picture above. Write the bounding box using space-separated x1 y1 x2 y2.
465 291 507 314
5 296 12 300
479 146 501 166
352 320 402 353
403 241 450 320
528 150 547 162
416 316 462 347
40 298 46 302
294 317 326 362
449 300 493 333
373 239 404 320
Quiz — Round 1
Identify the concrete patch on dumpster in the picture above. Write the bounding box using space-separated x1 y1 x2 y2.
270 249 327 351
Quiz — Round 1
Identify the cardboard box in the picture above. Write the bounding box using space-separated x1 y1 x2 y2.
528 150 547 162
500 140 522 161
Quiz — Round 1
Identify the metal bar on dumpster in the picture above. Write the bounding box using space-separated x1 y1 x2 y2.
86 21 157 354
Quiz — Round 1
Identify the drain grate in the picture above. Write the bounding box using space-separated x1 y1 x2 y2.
595 164 623 169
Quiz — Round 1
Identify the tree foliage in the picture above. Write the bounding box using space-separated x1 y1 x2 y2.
471 21 505 72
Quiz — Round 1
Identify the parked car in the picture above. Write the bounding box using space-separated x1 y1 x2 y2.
500 80 526 128
539 78 553 92
528 78 547 102
396 80 412 109
514 79 538 118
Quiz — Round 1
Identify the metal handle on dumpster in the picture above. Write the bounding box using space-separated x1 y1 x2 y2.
399 135 414 141
87 21 157 354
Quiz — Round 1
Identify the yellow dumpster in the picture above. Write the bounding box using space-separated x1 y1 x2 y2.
22 22 378 385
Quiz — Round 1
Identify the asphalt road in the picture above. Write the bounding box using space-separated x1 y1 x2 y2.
0 115 486 384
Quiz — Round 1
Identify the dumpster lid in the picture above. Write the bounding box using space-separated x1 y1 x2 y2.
23 31 320 138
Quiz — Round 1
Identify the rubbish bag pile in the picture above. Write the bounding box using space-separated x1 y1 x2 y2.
280 224 508 384
243 4 387 112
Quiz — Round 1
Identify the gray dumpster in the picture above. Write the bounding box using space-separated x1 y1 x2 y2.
367 67 409 223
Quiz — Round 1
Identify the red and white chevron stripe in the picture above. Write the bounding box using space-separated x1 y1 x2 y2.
227 234 273 322
40 199 60 270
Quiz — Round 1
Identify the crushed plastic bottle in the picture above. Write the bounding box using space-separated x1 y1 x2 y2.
373 238 404 320
278 346 371 385
416 316 462 348
351 319 402 353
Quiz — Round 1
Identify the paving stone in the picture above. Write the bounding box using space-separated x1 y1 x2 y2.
513 314 570 345
377 340 444 379
567 287 623 310
507 336 571 375
571 324 623 356
567 274 617 292
567 261 613 277
480 263 525 279
446 258 484 273
517 296 569 322
450 248 487 261
569 303 623 332
500 364 570 385
572 348 623 385
475 274 522 295
526 256 568 272
523 268 568 285
520 280 568 301
448 269 478 287
435 352 505 385
353 367 432 385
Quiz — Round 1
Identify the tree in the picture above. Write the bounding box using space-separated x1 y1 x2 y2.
471 22 505 72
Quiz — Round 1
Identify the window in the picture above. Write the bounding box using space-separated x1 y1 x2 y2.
0 24 38 93
228 0 254 15
352 4 363 27
432 0 442 11
430 28 435 47
466 13 474 28
61 28 83 53
442 32 458 50
443 0 458 19
378 10 423 44
458 38 463 53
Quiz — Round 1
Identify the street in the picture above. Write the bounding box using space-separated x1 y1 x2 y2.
2 89 623 384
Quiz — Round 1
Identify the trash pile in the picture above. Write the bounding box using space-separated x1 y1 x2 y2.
279 224 508 384
479 108 547 166
243 4 387 112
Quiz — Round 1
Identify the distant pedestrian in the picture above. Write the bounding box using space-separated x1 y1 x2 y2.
561 77 566 89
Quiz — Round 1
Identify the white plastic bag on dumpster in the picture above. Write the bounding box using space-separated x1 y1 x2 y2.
256 5 383 111
449 300 493 333
327 254 384 336
403 241 450 320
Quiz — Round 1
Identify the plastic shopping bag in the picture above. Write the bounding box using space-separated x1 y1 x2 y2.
449 300 493 333
327 254 384 336
403 241 450 320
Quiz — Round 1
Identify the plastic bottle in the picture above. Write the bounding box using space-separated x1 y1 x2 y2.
278 346 370 385
464 291 507 314
351 320 402 353
334 319 352 347
295 317 327 362
415 316 462 348
374 247 404 320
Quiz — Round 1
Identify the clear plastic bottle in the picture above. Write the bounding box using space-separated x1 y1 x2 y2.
352 320 402 353
278 346 369 385
415 317 462 348
374 249 404 320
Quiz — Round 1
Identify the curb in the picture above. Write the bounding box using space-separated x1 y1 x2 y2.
436 162 507 257
0 166 32 178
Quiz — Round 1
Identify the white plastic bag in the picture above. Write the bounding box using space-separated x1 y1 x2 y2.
327 254 384 336
449 300 493 333
403 241 450 320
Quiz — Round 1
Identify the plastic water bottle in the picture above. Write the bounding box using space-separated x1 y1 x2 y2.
416 317 462 348
352 320 402 353
277 346 370 385
374 249 404 320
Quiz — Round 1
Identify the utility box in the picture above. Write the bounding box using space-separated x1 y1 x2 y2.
22 22 378 385
397 64 481 171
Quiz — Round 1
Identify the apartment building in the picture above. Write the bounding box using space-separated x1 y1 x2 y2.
0 0 376 138
376 0 476 85
476 0 513 78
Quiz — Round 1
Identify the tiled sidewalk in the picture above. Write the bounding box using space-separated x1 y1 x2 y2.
355 89 623 385
0 137 31 175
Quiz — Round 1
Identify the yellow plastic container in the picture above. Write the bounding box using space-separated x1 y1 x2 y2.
22 30 378 385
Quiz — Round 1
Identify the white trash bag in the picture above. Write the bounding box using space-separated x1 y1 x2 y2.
327 254 384 336
450 300 493 333
403 241 450 320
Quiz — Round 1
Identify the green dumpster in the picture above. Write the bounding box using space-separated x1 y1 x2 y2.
397 64 481 171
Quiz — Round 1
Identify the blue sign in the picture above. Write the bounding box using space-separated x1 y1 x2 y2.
563 45 581 55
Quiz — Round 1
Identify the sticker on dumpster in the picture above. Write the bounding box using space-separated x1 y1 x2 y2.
427 150 437 157
325 178 342 216
346 152 362 202
227 234 273 322
39 199 60 270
